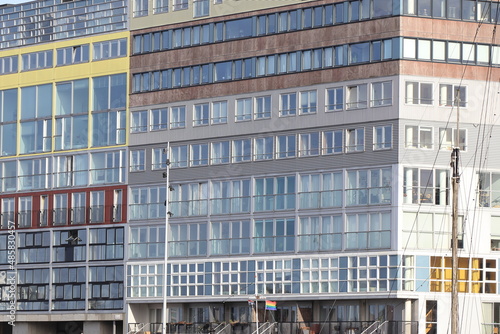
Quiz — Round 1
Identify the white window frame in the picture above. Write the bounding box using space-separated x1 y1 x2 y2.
405 81 433 105
211 101 228 124
371 81 392 107
193 103 209 126
131 110 148 133
405 125 433 149
170 106 186 129
299 132 320 157
326 87 343 112
254 96 271 119
236 98 252 122
299 90 317 114
150 108 168 131
346 84 367 110
373 125 392 150
280 92 297 117
346 128 365 153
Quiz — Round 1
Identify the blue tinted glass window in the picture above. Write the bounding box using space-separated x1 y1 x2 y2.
335 3 345 23
226 18 253 40
215 61 232 82
350 42 370 64
289 10 298 30
303 8 312 28
350 1 359 21
325 5 334 25
267 14 276 34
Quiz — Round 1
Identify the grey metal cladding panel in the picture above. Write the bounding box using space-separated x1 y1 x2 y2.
129 150 400 186
128 124 399 185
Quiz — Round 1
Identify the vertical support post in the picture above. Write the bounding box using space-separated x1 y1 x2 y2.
162 143 171 334
451 89 460 334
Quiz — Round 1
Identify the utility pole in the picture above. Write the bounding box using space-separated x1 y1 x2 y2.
450 90 460 334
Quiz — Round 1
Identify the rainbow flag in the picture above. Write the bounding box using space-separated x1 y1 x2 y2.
265 300 276 311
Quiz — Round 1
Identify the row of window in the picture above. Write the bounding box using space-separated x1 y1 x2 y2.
132 126 391 173
134 0 214 18
0 0 127 49
130 168 392 220
132 38 395 92
0 150 126 193
131 83 392 133
0 189 123 229
128 254 400 298
130 212 391 260
0 38 126 74
0 265 123 311
0 74 127 156
133 0 394 49
0 227 124 264
404 125 467 150
132 36 499 93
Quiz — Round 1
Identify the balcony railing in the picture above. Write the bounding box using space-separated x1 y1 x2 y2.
128 321 418 334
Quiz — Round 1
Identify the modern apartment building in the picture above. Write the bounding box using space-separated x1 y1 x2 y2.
2 0 500 333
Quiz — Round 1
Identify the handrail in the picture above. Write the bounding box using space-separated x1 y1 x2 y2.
215 322 230 334
252 322 276 334
127 322 147 334
360 321 379 334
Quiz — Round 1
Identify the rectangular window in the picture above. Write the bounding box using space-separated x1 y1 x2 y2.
211 180 250 214
170 106 186 128
211 221 250 255
88 265 124 310
90 151 125 185
56 45 89 66
280 92 297 116
439 128 466 150
236 98 252 122
190 144 209 166
478 172 500 208
131 110 148 133
18 196 32 228
52 267 86 310
151 108 168 131
346 128 364 152
254 137 273 160
350 42 370 64
405 125 433 149
89 227 124 260
0 161 17 192
93 73 127 111
254 218 295 253
299 216 342 252
299 172 343 209
346 212 391 249
129 226 165 259
300 90 317 114
233 139 251 162
326 87 343 112
170 182 208 217
374 125 392 150
439 84 466 107
154 0 168 13
371 81 392 107
323 130 343 154
134 0 148 17
93 39 127 61
90 191 105 223
130 150 146 172
211 141 230 164
194 103 209 126
92 111 126 147
211 101 227 124
19 158 49 191
276 135 296 158
130 186 166 220
53 193 68 226
254 176 295 211
346 84 367 109
170 223 207 256
170 145 188 168
299 132 320 157
173 0 188 10
20 119 52 154
152 148 168 170
255 96 271 119
405 82 432 105
403 168 449 205
21 50 53 71
71 193 86 225
0 197 15 229
0 55 18 74
346 168 392 206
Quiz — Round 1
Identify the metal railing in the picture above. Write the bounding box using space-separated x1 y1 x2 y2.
128 321 418 334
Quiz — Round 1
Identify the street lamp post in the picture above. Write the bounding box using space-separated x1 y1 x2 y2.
162 144 171 334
